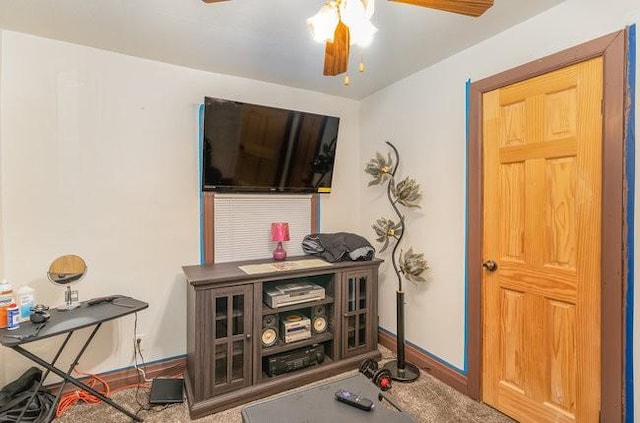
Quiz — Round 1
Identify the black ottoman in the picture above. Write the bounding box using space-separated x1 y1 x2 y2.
241 373 414 423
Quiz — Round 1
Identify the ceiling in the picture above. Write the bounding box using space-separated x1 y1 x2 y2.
0 0 565 100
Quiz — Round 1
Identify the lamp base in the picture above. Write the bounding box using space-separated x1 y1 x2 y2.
273 242 287 261
382 360 420 382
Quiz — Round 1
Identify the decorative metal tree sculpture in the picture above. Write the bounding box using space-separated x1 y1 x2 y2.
365 141 428 382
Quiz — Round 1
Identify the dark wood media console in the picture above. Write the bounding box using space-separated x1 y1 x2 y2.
183 257 382 419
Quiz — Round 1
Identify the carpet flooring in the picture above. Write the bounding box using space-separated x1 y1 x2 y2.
54 350 515 422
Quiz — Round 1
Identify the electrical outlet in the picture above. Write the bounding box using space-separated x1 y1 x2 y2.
135 334 145 352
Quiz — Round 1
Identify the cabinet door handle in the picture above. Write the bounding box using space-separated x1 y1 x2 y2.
246 333 251 340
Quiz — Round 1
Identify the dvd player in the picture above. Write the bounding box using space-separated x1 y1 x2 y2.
263 281 325 308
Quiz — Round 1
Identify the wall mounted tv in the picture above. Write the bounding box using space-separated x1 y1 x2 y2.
202 97 340 194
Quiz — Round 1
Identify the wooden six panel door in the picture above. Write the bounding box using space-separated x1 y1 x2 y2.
482 57 603 422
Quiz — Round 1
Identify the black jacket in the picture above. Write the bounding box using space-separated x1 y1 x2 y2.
302 232 375 263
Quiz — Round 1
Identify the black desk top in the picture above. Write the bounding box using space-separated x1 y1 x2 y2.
0 296 148 347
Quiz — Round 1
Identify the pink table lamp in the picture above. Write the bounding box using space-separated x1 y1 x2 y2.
271 222 290 261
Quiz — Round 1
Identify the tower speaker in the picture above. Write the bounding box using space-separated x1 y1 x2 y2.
311 304 328 334
261 314 279 347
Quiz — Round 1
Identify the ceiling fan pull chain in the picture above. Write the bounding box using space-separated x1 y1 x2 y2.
359 53 365 73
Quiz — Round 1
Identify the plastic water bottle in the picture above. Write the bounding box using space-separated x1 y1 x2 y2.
0 279 15 329
17 284 35 322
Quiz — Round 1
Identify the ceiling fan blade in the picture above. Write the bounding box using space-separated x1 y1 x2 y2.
389 0 493 17
202 0 229 3
323 21 350 76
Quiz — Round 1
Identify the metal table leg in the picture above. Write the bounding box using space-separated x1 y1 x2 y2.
15 331 74 423
44 323 102 422
11 323 143 422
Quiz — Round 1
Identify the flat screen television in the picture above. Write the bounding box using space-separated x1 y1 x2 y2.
202 97 340 193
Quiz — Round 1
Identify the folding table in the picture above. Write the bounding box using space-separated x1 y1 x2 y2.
0 296 148 422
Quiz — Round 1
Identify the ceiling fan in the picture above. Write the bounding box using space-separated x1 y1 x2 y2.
202 0 494 80
202 0 492 16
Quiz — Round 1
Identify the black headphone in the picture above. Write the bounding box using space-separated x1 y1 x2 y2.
30 304 51 324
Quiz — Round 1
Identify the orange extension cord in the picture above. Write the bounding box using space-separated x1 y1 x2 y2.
56 367 149 418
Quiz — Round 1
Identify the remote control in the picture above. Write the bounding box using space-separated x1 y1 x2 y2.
334 389 374 411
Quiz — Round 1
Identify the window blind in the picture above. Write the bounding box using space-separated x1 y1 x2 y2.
214 194 312 263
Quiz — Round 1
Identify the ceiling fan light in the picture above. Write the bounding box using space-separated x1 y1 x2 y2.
340 0 377 47
339 0 366 27
307 4 339 43
363 0 375 19
349 18 377 47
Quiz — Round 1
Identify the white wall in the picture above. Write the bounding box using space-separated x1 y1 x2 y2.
0 29 5 386
360 0 640 416
1 0 637 415
0 30 360 384
360 0 639 384
0 29 4 281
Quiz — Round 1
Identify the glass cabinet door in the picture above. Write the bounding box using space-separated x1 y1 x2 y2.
207 284 253 397
342 270 374 358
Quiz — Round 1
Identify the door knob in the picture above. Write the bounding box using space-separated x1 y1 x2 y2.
482 260 498 272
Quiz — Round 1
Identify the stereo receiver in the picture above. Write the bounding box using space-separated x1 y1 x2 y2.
266 344 325 376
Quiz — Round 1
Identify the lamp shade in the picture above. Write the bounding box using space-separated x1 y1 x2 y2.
307 3 339 43
341 0 377 47
271 222 290 242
